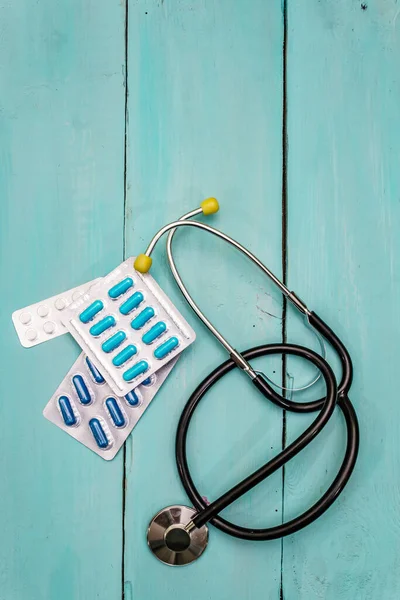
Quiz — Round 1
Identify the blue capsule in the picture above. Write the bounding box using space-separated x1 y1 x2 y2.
142 376 155 387
119 292 144 315
85 356 105 384
131 307 155 330
154 336 179 360
105 398 126 428
89 315 116 337
123 360 149 381
58 396 77 427
79 300 104 323
89 418 109 449
112 344 137 367
125 390 140 406
142 321 167 344
72 374 92 405
102 331 126 353
108 277 134 299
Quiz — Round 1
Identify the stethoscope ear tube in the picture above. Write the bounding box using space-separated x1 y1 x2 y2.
308 311 353 395
176 343 359 539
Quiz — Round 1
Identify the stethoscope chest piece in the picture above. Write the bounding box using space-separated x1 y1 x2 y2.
147 505 208 566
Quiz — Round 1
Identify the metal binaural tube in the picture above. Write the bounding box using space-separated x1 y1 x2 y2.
144 215 311 318
145 219 293 299
138 204 311 378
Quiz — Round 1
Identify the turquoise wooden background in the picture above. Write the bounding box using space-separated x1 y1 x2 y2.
1 0 399 598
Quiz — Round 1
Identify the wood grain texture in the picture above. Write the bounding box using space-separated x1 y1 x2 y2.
0 1 125 598
123 1 285 598
2 0 398 598
283 1 400 598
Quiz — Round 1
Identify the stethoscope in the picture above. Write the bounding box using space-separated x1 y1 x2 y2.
133 198 359 567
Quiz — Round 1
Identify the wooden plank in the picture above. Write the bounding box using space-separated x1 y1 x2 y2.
123 1 285 597
284 1 400 598
0 1 125 598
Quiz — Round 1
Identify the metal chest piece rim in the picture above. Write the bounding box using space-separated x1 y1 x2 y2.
147 505 208 566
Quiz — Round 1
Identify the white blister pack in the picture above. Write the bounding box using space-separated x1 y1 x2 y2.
62 257 196 396
12 278 101 348
44 352 179 460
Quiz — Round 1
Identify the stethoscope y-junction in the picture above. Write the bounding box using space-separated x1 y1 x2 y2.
133 198 359 566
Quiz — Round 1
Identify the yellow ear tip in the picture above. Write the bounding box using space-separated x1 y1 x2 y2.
134 254 153 273
200 197 219 215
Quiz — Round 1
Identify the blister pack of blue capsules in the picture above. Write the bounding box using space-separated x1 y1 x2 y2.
43 352 179 460
62 257 196 396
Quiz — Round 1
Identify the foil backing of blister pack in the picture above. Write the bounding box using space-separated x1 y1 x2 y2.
43 352 179 460
62 257 196 395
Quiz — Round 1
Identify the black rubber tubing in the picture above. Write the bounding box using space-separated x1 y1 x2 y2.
175 312 359 540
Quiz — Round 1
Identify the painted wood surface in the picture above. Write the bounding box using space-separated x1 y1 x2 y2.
123 2 285 598
0 1 126 599
1 0 399 598
283 1 400 599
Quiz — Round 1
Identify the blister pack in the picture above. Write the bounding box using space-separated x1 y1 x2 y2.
62 258 196 396
43 352 179 460
12 279 101 348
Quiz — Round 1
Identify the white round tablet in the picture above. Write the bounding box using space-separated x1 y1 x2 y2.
26 328 37 341
43 321 56 334
54 298 66 311
19 312 31 325
37 304 49 318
